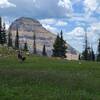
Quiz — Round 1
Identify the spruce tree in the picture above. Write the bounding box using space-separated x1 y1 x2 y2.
52 34 61 57
0 18 7 45
33 33 37 54
97 39 100 61
82 32 89 60
2 23 7 44
0 17 3 45
79 54 81 60
0 17 2 45
60 30 67 58
42 44 47 56
52 30 67 58
15 27 19 49
24 42 28 51
90 47 95 61
8 30 12 47
87 47 91 60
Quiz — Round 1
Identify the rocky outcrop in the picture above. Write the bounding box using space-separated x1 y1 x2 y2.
9 17 79 58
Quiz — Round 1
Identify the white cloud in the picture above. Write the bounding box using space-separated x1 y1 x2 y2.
58 0 73 16
75 21 86 27
84 0 98 11
0 0 16 8
91 22 100 31
69 13 98 24
40 18 68 27
40 19 58 33
42 24 58 33
40 19 56 25
56 20 68 26
65 27 86 52
87 22 100 38
84 0 99 17
67 27 85 37
66 25 99 42
40 18 68 34
58 0 72 9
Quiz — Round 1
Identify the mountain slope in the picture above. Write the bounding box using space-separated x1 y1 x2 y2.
9 17 78 57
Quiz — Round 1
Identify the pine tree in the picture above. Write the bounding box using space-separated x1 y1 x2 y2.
15 27 19 49
42 44 47 56
79 54 81 60
90 47 95 61
33 33 37 54
24 42 28 51
8 30 12 47
82 44 95 61
0 17 2 45
52 30 67 58
60 30 67 58
87 47 91 60
2 22 7 44
0 17 7 45
97 39 100 61
52 34 61 57
0 17 3 45
82 32 89 60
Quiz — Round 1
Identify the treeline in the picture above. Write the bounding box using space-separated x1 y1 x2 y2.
0 17 44 56
80 32 100 61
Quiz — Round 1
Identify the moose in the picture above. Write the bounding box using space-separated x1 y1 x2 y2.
17 50 26 62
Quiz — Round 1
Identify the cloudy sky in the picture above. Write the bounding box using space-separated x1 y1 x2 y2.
0 0 100 52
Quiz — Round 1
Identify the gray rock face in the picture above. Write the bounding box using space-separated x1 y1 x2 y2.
9 17 78 56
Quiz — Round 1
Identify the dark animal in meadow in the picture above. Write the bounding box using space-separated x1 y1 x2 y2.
18 51 26 62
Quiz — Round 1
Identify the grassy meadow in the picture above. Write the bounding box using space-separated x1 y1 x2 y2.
0 48 100 100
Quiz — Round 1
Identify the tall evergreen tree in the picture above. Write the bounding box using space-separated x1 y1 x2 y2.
8 30 12 47
0 17 2 45
0 17 7 45
79 54 81 60
90 47 95 61
15 27 19 49
97 39 100 61
88 47 91 60
2 22 7 44
24 42 28 51
42 44 47 56
33 33 37 54
60 30 67 57
82 32 89 60
82 44 95 61
0 17 6 45
52 30 67 58
53 34 61 57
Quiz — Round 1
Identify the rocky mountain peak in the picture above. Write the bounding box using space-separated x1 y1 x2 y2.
9 17 78 58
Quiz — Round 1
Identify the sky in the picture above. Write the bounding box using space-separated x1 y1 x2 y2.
0 0 100 53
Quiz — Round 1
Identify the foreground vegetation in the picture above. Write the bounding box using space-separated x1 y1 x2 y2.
0 54 100 100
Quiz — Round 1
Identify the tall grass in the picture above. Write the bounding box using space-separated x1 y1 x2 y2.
0 51 100 99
